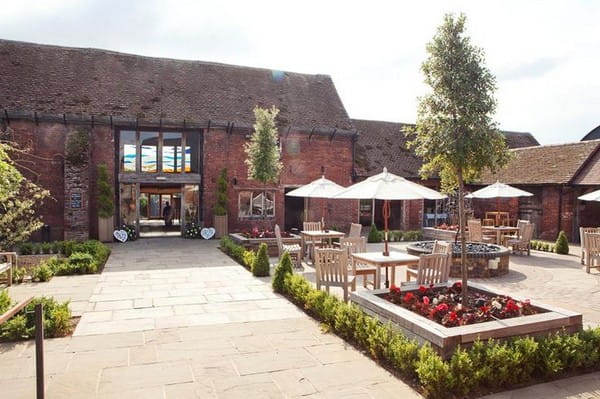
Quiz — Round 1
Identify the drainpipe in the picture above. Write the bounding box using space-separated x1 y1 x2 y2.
557 185 563 238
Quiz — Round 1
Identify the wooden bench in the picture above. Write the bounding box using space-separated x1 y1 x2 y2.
0 252 17 287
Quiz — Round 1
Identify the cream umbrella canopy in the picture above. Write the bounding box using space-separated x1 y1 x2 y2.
578 189 600 202
466 181 533 223
333 167 446 256
286 176 345 226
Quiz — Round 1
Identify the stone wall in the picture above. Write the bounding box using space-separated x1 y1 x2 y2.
63 127 90 241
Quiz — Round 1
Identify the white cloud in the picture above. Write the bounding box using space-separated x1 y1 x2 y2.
0 0 598 144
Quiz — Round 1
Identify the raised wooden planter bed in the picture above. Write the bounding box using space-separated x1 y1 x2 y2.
229 233 301 257
422 227 459 241
351 282 582 359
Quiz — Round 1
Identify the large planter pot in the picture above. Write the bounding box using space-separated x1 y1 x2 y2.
98 216 114 242
351 282 582 359
214 215 228 239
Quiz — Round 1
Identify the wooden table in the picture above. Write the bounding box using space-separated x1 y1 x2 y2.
350 251 420 289
482 226 519 245
300 230 346 261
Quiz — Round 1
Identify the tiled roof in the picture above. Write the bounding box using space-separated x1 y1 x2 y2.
479 140 600 185
352 118 540 179
501 131 539 148
352 119 422 178
0 39 352 130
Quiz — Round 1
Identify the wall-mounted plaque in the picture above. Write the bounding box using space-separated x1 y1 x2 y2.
70 192 82 209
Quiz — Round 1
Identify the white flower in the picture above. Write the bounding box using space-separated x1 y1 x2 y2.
432 298 439 305
492 300 502 310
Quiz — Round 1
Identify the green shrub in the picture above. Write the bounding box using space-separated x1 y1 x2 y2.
367 224 381 243
19 242 33 255
272 251 293 293
251 243 270 277
242 249 256 269
72 240 110 265
403 230 423 241
1 315 31 340
0 294 73 341
32 263 54 282
214 168 228 216
96 164 115 218
555 231 569 255
448 348 475 396
0 290 11 314
220 236 247 265
41 242 52 254
63 240 76 257
68 252 97 274
32 243 42 255
65 129 88 165
12 267 26 284
52 241 63 254
416 345 452 399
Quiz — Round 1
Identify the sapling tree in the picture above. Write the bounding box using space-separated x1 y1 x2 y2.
0 131 51 249
244 106 282 222
407 14 511 303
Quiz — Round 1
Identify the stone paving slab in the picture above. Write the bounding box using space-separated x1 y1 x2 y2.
3 238 600 397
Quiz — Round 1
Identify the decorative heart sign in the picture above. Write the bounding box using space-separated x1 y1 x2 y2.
113 229 128 243
200 227 216 240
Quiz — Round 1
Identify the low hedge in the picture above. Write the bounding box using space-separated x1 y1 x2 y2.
278 272 600 398
0 291 73 340
531 240 556 253
220 236 256 269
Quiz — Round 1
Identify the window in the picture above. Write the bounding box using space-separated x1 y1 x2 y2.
140 131 159 173
185 131 200 173
238 191 275 218
119 130 136 172
162 132 182 173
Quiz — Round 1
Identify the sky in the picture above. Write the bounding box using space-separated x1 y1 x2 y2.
0 0 598 145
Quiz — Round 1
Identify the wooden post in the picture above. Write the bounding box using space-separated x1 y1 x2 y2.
35 303 45 399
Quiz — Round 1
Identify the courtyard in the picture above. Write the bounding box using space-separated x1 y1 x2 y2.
1 238 600 398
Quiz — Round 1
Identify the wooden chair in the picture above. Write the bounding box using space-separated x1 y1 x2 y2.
314 247 355 302
303 221 323 260
275 225 302 269
482 218 495 227
339 237 376 288
415 253 451 286
406 240 452 281
0 252 17 287
468 220 494 243
501 219 530 246
580 227 600 266
348 223 362 238
584 232 600 273
506 222 534 255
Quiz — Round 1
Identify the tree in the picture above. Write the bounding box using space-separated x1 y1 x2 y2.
0 135 51 249
96 164 114 218
407 14 511 303
214 168 228 216
244 106 282 220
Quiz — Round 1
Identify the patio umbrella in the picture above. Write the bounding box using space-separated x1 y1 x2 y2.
466 181 533 224
578 189 600 202
333 167 446 257
286 176 345 226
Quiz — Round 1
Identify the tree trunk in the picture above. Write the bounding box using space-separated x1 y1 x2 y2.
457 171 468 305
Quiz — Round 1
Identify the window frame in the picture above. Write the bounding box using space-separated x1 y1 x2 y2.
238 190 276 219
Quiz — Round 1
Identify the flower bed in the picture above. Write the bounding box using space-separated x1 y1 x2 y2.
384 282 540 328
351 282 582 359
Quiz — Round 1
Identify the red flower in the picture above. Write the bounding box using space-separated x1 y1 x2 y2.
390 284 401 294
418 285 427 293
479 305 490 313
453 281 462 289
422 296 430 305
435 303 449 313
505 299 520 313
448 311 458 322
403 293 415 304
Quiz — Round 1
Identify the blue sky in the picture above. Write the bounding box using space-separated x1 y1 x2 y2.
1 0 598 144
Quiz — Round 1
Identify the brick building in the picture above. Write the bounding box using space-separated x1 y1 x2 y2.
351 118 539 231
0 39 360 240
475 140 600 242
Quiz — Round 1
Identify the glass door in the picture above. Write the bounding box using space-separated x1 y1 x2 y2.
182 184 200 230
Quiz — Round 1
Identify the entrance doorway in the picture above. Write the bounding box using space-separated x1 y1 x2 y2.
284 187 304 232
139 185 181 237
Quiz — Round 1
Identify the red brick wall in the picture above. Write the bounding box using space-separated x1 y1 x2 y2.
9 120 66 241
203 128 358 233
540 186 560 241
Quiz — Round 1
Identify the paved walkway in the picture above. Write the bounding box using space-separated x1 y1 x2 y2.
1 239 418 398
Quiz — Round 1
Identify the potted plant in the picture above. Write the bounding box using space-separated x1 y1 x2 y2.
214 168 228 238
96 164 115 242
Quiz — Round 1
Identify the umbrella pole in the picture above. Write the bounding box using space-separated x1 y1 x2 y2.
321 198 325 228
382 200 391 286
